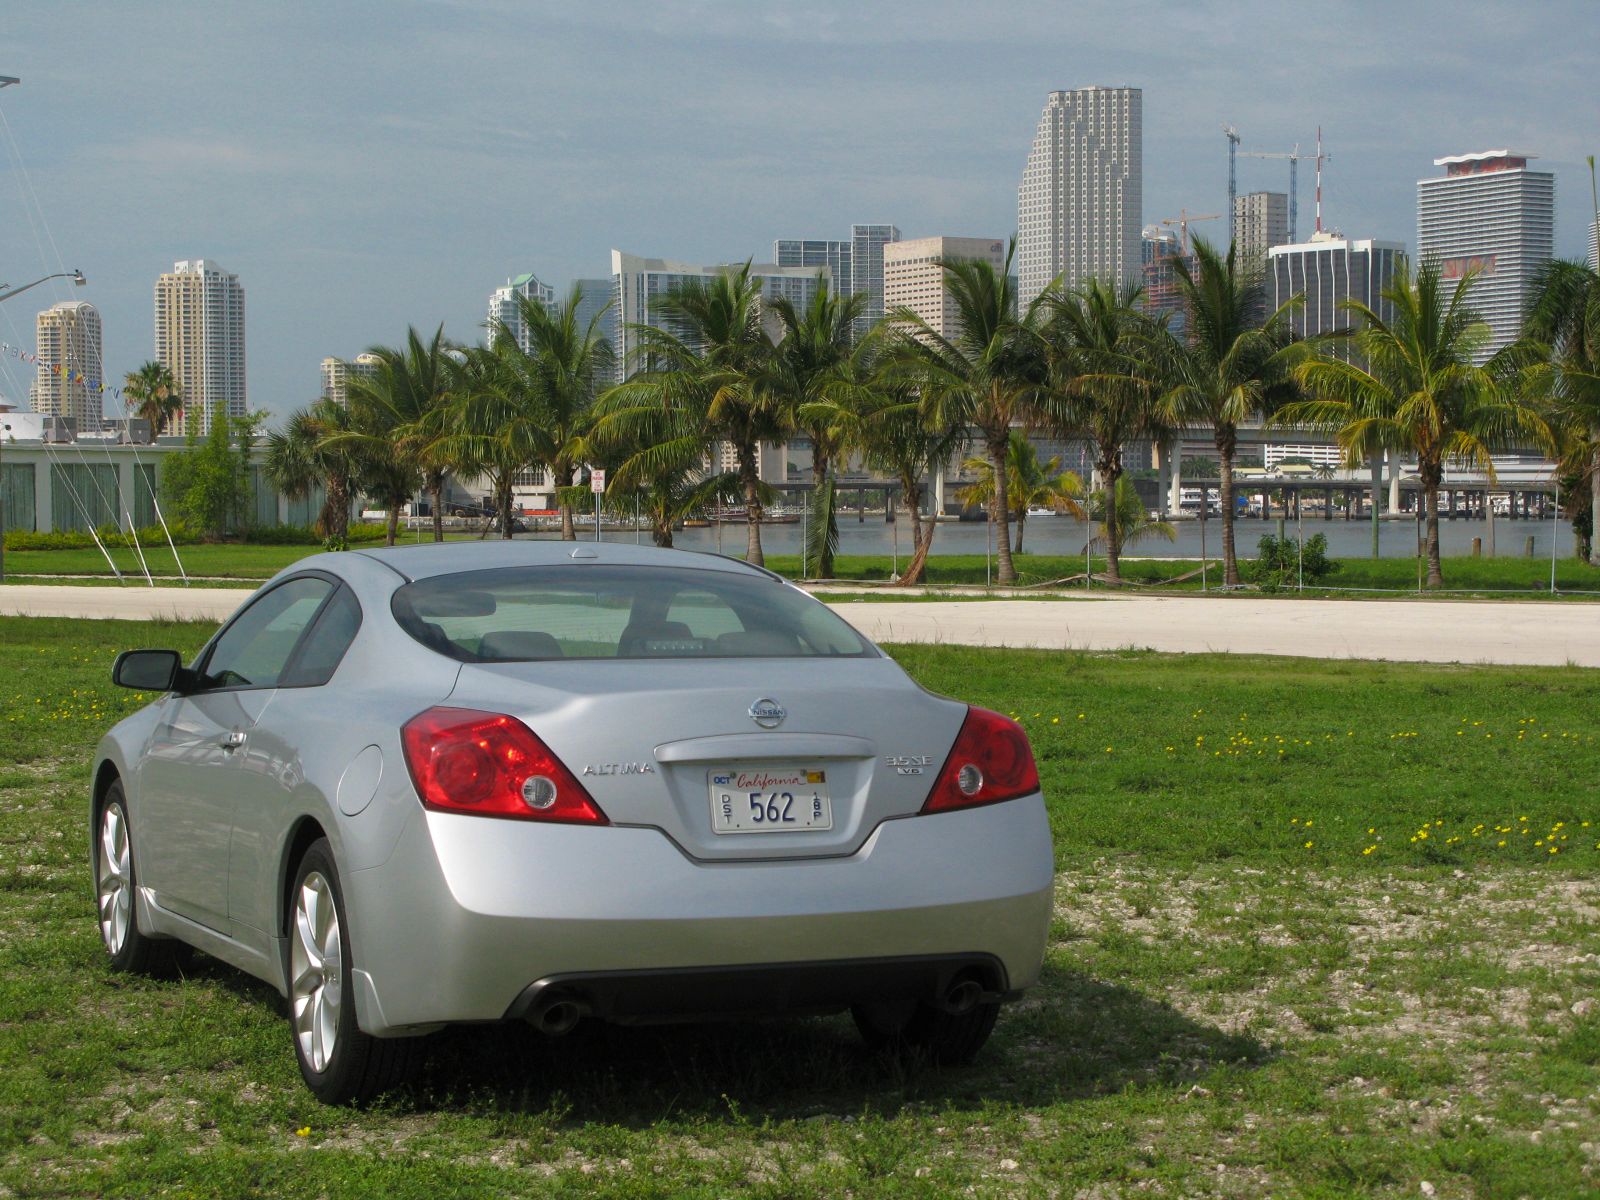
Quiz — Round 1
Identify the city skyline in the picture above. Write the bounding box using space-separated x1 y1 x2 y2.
3 3 1598 423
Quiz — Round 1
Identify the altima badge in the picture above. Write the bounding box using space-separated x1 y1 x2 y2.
749 698 786 729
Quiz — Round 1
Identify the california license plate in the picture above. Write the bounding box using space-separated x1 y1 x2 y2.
708 766 833 834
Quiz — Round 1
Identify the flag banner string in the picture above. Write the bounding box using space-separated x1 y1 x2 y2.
1 340 127 400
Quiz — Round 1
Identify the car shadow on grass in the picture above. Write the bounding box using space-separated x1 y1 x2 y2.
387 961 1273 1122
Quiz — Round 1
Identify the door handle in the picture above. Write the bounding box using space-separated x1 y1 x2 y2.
220 730 247 751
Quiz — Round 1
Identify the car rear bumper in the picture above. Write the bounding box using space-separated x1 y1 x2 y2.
345 796 1054 1035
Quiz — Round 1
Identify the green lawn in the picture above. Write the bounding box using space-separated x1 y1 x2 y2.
2 618 1597 1197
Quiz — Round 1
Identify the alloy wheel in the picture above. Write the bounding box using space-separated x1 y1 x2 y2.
96 804 132 955
290 871 343 1073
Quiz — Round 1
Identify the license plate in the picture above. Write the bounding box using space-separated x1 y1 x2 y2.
708 766 832 834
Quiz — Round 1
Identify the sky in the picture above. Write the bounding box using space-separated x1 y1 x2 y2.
2 0 1597 424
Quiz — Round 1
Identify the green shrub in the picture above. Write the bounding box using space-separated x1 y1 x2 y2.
3 523 202 552
1248 533 1341 592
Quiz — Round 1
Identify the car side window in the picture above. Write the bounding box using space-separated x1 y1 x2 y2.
280 587 362 687
198 577 335 691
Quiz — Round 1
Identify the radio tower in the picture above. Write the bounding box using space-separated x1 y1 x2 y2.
1314 126 1326 234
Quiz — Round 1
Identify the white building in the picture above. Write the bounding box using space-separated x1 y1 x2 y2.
1268 233 1404 352
1588 215 1598 273
883 236 1007 342
1417 150 1554 360
487 271 556 351
31 301 103 432
319 352 382 406
1017 86 1142 305
154 260 246 436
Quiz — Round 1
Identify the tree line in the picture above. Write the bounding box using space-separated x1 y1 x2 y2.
122 236 1600 589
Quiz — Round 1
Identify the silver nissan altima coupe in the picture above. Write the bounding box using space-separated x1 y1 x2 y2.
92 541 1053 1103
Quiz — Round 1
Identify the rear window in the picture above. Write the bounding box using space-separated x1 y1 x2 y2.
391 564 873 662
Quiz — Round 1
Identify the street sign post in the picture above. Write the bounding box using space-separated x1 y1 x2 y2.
591 470 605 541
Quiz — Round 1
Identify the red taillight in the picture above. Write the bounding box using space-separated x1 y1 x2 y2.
921 706 1040 815
401 707 608 825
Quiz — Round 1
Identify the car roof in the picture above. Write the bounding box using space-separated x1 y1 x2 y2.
348 539 777 583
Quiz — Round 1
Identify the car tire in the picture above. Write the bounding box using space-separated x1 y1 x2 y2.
286 840 416 1105
94 780 183 976
851 974 1000 1066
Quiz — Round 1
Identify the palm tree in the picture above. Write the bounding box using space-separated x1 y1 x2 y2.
1285 260 1548 589
598 264 785 565
1521 258 1600 564
264 399 361 542
1045 280 1168 582
489 284 615 541
346 327 457 542
955 430 1085 555
1160 236 1305 585
122 361 181 442
885 241 1051 584
1088 478 1176 557
771 284 866 578
424 345 527 539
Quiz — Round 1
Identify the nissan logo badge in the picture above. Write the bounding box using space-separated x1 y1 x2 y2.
749 698 786 729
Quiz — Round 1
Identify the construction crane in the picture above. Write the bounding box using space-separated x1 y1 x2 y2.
1223 124 1240 224
1240 129 1331 244
1158 210 1222 255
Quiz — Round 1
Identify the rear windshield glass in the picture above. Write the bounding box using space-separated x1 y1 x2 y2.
391 564 874 661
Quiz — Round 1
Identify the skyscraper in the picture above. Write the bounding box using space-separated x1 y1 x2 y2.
572 277 618 380
1588 214 1598 274
1269 232 1404 355
1233 191 1290 264
30 301 103 432
1017 86 1142 305
883 236 1007 342
154 260 246 436
319 352 382 406
773 224 900 336
487 271 555 350
774 238 851 287
1417 150 1554 359
609 251 831 372
850 224 899 333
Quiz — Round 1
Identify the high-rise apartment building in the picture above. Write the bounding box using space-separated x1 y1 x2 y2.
1588 215 1598 273
572 277 618 374
487 271 556 350
1233 191 1290 264
1269 232 1404 354
1417 150 1554 360
1017 86 1142 305
30 301 103 431
154 260 246 436
883 236 1006 341
319 352 382 406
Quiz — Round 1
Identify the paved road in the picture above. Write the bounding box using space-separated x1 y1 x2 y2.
0 585 247 623
833 595 1600 668
2 584 1595 667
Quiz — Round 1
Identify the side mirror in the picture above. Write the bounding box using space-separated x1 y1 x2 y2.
112 649 185 693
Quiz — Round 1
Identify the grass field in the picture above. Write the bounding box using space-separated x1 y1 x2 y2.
9 541 1600 598
2 617 1598 1197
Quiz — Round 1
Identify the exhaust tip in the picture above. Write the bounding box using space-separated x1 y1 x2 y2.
941 978 983 1016
528 996 584 1036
